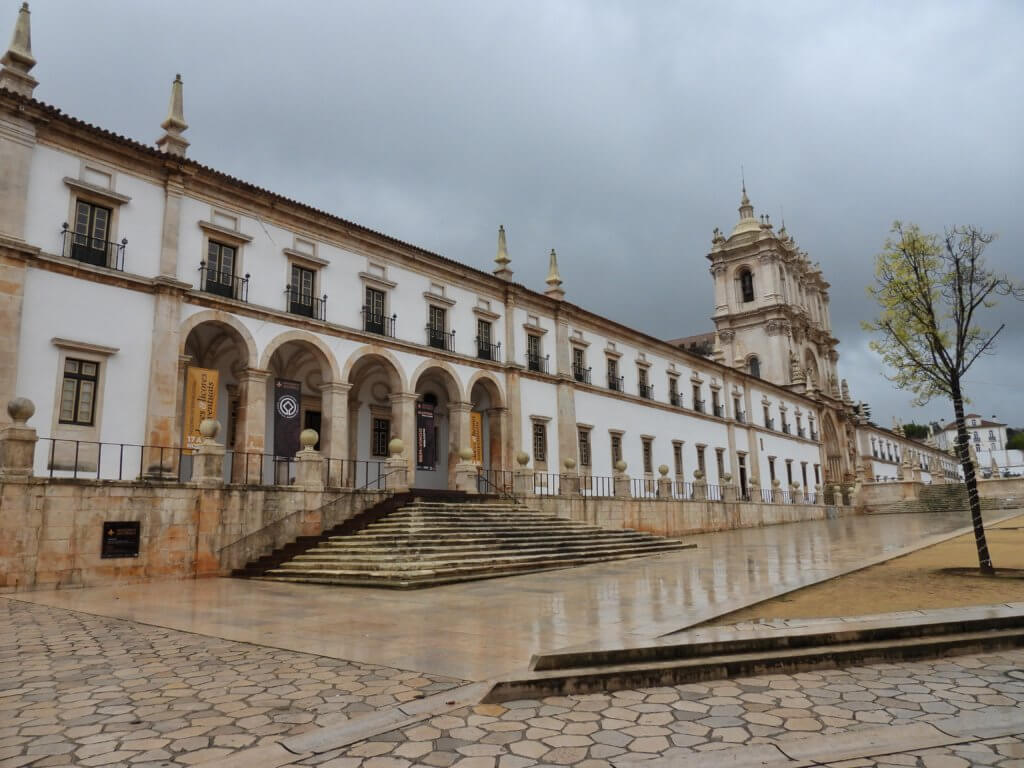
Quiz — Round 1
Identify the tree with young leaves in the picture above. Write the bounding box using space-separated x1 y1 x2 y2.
865 223 1022 574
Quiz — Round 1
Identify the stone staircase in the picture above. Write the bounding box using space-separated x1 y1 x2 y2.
241 495 689 588
869 483 1021 515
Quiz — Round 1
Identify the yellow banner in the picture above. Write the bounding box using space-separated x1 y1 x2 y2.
470 411 484 465
184 367 219 454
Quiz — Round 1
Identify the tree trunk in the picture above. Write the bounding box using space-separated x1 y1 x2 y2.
952 386 994 573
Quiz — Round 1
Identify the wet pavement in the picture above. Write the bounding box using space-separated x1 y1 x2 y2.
10 511 1019 680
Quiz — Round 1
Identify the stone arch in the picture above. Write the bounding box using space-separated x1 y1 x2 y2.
822 410 844 484
467 371 505 408
804 348 820 386
409 360 466 404
259 330 341 382
341 345 408 394
179 309 257 369
733 263 756 304
746 354 761 379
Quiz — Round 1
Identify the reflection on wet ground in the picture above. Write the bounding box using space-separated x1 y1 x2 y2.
12 510 1020 680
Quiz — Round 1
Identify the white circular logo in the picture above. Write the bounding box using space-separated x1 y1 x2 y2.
277 395 299 419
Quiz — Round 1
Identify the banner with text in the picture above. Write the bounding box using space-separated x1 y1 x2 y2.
470 411 483 465
184 367 219 454
416 402 436 470
273 378 302 459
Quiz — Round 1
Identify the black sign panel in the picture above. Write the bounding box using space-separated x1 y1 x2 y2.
101 521 140 559
416 402 436 470
273 378 302 458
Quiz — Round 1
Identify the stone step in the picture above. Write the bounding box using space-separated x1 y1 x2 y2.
323 535 665 551
337 528 654 541
288 542 683 567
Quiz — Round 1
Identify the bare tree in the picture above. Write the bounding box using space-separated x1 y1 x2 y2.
865 223 1022 573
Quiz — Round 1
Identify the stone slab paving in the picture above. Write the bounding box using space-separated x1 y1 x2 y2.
0 598 462 768
279 649 1024 768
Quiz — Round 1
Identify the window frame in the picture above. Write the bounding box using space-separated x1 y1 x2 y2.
58 358 100 426
577 427 592 468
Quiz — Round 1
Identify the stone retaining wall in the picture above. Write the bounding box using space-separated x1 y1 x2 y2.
536 495 844 537
0 477 385 592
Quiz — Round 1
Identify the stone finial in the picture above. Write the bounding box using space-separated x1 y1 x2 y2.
199 418 220 440
388 438 404 457
0 2 38 98
731 182 760 237
299 428 319 451
156 74 190 157
458 447 473 462
516 451 530 467
6 396 34 425
494 225 513 279
563 457 577 471
614 459 627 473
545 248 564 300
658 464 669 477
841 378 851 403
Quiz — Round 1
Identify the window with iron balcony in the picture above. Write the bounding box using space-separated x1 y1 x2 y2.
638 369 653 400
526 333 547 373
62 207 127 271
426 305 455 352
669 378 680 406
607 358 623 392
363 286 396 337
200 241 248 302
286 264 325 321
475 319 500 361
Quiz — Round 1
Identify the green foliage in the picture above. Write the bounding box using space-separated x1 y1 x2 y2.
902 422 930 440
864 222 1022 406
1008 432 1024 451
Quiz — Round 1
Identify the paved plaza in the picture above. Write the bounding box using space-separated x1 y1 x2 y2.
4 511 1024 767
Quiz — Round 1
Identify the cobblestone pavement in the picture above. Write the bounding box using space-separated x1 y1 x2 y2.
289 651 1024 768
0 598 462 768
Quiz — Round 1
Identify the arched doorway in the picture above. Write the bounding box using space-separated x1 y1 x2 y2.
410 364 465 489
180 316 256 481
345 350 406 487
469 374 506 475
822 413 843 484
261 333 338 484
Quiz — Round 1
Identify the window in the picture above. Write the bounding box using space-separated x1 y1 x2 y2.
607 357 621 390
288 264 319 318
572 347 589 383
642 438 653 474
673 443 683 477
427 305 448 350
70 201 113 267
364 286 390 335
696 445 706 475
578 428 591 467
638 367 652 399
814 464 820 485
748 356 761 378
476 319 494 360
532 422 547 463
692 384 703 412
740 269 755 303
785 459 793 485
763 405 772 429
59 358 99 426
669 377 680 406
715 448 725 479
527 333 543 372
610 433 623 465
205 240 237 299
371 418 390 457
768 457 777 484
733 396 744 422
712 390 722 417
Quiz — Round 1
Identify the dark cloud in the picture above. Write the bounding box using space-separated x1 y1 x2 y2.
16 0 1024 427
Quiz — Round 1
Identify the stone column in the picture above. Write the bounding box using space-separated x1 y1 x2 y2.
505 368 523 468
448 400 472 490
234 368 269 483
191 419 225 488
319 381 351 466
0 398 37 479
390 392 418 454
142 278 189 476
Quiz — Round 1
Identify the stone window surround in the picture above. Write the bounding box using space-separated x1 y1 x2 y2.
284 247 328 303
424 286 455 334
672 440 684 477
529 415 551 469
64 166 131 257
576 423 593 469
199 216 252 287
640 434 655 475
359 265 397 318
48 337 119 465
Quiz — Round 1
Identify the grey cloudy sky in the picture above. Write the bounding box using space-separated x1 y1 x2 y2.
14 0 1024 429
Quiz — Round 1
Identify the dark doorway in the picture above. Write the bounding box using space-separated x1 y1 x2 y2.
303 410 322 451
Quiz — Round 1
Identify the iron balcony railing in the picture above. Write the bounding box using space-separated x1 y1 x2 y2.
286 286 326 321
693 399 705 413
735 410 746 423
638 383 654 400
782 422 791 435
528 354 549 373
426 325 456 352
573 364 591 384
62 223 126 271
765 418 775 430
713 403 725 418
798 427 807 438
476 338 501 362
811 429 819 441
199 262 249 302
669 391 681 407
363 307 396 337
608 374 624 392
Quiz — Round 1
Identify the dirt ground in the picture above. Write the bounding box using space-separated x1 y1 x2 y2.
714 513 1024 624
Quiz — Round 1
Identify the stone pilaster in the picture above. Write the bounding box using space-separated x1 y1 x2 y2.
159 173 185 276
295 448 325 491
0 397 37 479
0 114 36 241
142 278 189 474
390 392 418 453
234 368 270 482
191 441 225 487
0 244 30 425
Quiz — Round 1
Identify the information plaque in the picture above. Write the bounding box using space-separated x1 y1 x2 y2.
101 521 141 559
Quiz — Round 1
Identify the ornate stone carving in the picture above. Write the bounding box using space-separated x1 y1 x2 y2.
717 329 735 343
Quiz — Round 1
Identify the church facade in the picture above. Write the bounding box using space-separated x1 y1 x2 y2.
0 5 956 496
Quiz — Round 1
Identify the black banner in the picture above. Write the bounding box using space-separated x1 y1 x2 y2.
101 521 140 559
274 378 302 458
416 402 435 469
